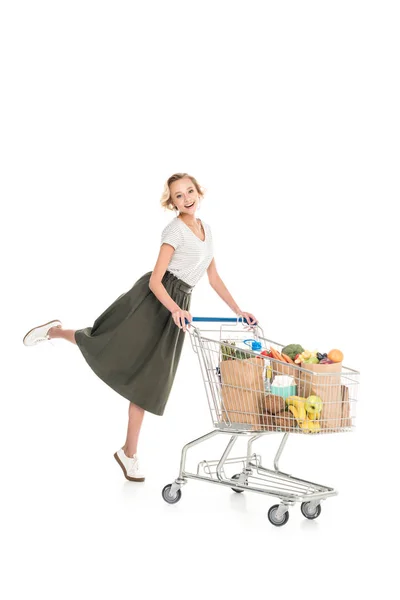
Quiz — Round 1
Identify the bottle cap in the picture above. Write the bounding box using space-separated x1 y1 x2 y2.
243 339 262 351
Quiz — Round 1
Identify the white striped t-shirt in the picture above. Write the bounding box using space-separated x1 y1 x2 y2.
160 217 214 286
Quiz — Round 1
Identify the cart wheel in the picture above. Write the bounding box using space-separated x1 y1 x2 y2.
230 473 248 493
301 501 322 520
162 484 182 504
268 504 290 527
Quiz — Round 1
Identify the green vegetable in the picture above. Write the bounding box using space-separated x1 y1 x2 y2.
221 340 237 361
281 344 305 360
235 349 253 360
220 340 253 361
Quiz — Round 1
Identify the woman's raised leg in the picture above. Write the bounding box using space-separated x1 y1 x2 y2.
48 326 77 345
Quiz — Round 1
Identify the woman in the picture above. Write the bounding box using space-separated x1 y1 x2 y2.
22 173 258 482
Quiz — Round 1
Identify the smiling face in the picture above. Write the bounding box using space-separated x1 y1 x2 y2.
169 177 200 216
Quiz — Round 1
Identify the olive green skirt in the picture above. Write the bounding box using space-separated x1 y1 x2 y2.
74 270 193 416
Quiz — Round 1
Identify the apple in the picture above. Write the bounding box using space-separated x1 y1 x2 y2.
305 395 323 415
319 358 333 364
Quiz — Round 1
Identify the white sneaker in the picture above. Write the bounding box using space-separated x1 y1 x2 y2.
114 448 145 482
23 320 62 346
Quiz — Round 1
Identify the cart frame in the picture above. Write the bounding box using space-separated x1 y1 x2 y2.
161 317 358 526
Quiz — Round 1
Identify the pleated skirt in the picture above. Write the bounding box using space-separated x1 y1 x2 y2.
74 270 193 416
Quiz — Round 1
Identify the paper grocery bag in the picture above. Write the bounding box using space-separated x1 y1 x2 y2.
298 362 343 431
341 385 352 428
219 357 265 429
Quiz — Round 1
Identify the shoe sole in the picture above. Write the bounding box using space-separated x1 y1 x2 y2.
23 320 62 346
113 452 145 482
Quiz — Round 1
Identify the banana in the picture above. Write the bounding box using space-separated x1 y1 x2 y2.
300 418 311 432
308 420 321 433
306 410 321 420
288 405 299 420
286 396 307 422
300 418 321 433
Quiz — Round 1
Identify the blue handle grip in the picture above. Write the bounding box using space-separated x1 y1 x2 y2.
184 316 258 326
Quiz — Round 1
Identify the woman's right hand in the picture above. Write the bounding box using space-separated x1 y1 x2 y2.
171 308 192 332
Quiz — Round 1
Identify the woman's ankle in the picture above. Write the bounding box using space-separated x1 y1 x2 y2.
123 446 137 458
48 326 62 338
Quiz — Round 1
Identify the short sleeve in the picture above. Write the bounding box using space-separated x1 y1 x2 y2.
161 222 182 250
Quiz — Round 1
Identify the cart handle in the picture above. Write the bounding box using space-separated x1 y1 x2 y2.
185 316 258 326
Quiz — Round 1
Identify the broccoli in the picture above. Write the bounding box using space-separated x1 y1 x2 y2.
281 344 304 360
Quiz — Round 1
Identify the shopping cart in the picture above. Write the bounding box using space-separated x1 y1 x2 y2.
161 317 359 526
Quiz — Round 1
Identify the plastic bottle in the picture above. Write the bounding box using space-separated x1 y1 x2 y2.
264 365 273 393
243 339 266 380
243 339 263 355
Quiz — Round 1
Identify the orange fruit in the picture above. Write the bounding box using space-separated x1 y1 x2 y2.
328 349 344 363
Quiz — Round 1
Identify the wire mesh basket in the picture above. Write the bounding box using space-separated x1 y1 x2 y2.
188 319 359 434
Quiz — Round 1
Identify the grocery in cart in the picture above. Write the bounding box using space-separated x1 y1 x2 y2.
161 317 359 527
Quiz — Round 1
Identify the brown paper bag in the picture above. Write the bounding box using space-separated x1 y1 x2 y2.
341 385 352 428
298 362 343 431
219 357 265 429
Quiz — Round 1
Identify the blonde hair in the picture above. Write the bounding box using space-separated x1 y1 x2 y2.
160 173 206 213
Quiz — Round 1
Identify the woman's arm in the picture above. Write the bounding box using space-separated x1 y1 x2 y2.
150 244 193 331
207 258 241 314
207 258 257 324
149 244 182 314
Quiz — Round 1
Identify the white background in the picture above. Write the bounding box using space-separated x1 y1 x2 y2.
2 1 398 598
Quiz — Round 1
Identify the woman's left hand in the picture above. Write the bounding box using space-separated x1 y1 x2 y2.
236 311 258 326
